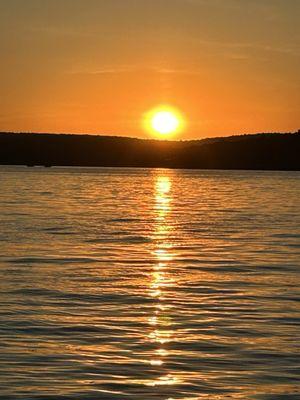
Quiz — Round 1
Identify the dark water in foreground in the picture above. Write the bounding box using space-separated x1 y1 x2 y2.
0 166 300 400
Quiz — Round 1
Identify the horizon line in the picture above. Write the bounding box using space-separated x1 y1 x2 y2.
1 130 298 143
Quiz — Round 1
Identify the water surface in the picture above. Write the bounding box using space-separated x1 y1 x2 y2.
0 166 300 399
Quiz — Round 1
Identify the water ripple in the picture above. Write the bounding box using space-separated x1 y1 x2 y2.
0 167 299 399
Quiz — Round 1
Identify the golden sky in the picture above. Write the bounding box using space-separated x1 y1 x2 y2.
0 0 299 139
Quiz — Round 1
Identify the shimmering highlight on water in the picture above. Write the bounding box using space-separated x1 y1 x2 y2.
0 166 299 399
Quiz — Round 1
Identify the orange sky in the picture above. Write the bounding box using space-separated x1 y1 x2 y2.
0 0 299 139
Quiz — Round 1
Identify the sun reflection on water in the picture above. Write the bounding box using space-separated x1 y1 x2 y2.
145 173 181 387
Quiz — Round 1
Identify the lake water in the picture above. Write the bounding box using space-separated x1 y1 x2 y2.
0 166 299 400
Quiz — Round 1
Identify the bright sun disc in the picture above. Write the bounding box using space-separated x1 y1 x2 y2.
152 111 179 135
144 106 184 138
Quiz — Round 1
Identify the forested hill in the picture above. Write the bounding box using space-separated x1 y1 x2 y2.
0 131 299 171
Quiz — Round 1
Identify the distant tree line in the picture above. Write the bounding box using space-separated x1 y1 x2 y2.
0 131 299 171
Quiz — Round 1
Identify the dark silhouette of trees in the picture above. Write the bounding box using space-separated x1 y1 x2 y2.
0 131 299 171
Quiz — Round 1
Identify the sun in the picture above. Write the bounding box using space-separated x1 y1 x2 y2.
152 110 179 135
144 105 185 138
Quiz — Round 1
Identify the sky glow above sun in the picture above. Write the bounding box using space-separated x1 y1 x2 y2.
145 106 185 138
0 1 299 137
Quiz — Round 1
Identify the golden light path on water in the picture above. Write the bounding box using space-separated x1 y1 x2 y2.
146 174 180 388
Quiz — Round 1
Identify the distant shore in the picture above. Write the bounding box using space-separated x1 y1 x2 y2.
0 131 299 171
